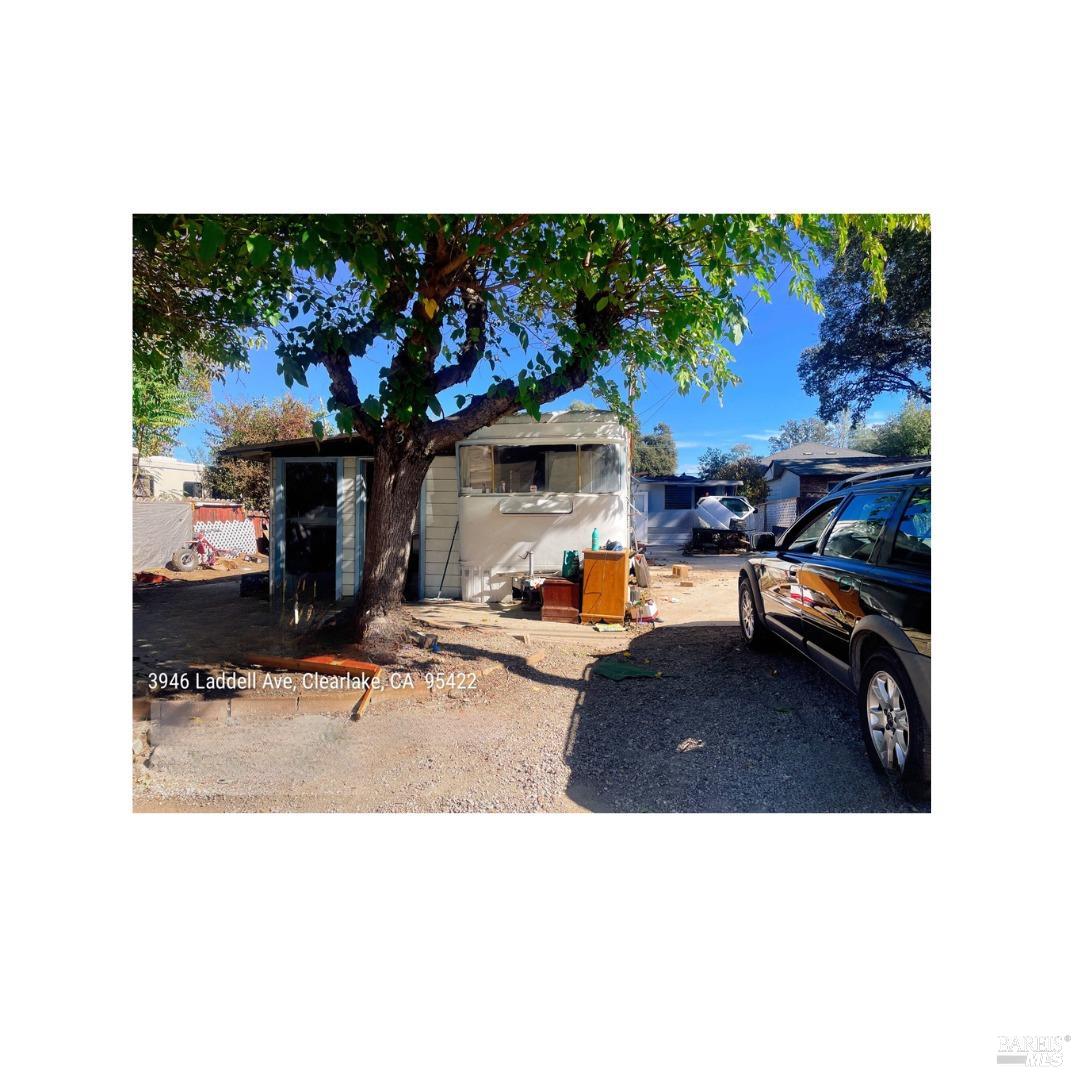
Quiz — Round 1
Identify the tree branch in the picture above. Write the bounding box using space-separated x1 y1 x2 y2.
424 288 618 453
431 287 487 392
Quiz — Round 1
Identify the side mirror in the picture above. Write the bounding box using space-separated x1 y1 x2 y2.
751 532 775 552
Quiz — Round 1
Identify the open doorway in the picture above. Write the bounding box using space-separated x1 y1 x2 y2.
283 461 337 599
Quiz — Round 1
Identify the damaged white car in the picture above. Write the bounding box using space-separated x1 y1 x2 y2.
695 495 755 531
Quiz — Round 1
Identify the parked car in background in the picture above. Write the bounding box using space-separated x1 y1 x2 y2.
737 464 931 798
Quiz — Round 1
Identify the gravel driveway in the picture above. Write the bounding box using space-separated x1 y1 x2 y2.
135 569 926 813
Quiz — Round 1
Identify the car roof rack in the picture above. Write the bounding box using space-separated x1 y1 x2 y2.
833 462 931 492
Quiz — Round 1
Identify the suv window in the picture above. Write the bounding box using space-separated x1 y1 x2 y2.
890 486 931 571
784 500 842 554
822 490 901 562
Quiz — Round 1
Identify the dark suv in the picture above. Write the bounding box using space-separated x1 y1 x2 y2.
738 464 931 797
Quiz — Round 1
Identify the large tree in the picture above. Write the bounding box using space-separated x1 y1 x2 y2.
202 396 327 512
632 422 678 475
132 215 295 490
798 227 931 423
133 214 293 383
851 400 931 457
135 213 928 640
131 362 206 490
767 417 836 453
698 444 766 503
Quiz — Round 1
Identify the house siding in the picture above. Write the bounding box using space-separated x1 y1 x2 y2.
341 457 357 597
422 455 461 598
765 469 801 500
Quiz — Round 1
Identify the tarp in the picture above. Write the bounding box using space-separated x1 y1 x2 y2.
132 500 192 571
593 658 662 680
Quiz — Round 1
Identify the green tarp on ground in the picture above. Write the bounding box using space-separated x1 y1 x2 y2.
592 658 662 680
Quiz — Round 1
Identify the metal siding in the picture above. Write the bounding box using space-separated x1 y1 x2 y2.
422 456 461 598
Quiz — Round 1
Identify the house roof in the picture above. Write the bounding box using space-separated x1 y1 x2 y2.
219 432 375 460
761 446 928 482
217 410 626 461
757 442 879 468
636 473 711 485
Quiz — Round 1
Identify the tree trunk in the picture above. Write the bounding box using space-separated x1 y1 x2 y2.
355 431 433 640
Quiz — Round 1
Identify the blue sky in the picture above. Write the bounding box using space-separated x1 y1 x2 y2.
173 272 906 472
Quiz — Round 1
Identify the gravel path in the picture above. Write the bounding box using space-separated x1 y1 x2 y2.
134 569 926 813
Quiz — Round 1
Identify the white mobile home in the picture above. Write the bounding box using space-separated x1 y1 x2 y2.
224 410 631 604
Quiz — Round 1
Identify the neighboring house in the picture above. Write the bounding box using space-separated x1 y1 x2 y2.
222 409 631 604
631 473 743 550
753 442 928 531
132 450 206 499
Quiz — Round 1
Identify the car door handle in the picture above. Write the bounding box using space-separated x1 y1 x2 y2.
837 575 854 591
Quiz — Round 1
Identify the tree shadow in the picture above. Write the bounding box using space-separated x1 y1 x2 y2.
562 623 926 813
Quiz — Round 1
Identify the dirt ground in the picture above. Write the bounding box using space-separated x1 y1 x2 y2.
133 559 926 813
134 554 268 585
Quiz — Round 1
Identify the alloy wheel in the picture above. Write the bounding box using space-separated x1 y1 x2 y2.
865 671 910 772
740 587 755 640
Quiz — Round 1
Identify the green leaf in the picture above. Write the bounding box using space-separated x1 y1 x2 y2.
246 234 272 267
595 296 609 311
198 219 225 263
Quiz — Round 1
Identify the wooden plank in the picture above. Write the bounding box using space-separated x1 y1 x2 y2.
245 654 382 678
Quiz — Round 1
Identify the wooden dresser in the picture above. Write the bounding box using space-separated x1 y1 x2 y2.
580 550 629 623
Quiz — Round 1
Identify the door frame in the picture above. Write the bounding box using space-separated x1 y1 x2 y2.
274 457 344 600
354 458 372 599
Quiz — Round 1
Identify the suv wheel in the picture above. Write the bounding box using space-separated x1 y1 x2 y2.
858 649 930 800
739 579 771 650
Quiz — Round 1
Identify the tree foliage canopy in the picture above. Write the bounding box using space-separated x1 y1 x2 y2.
132 362 206 468
798 228 930 423
851 400 931 457
632 422 678 475
202 396 326 512
133 215 294 384
698 444 767 503
767 417 837 453
136 214 929 449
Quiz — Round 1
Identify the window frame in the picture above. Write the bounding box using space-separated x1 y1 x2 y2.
456 441 624 496
885 484 931 574
817 487 904 565
779 497 845 556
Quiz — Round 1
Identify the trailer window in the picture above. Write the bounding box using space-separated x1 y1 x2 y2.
460 442 624 494
459 445 493 492
580 444 622 493
491 444 579 493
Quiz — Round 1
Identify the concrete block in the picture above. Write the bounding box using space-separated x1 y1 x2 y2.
228 696 301 719
296 692 364 716
152 698 229 726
